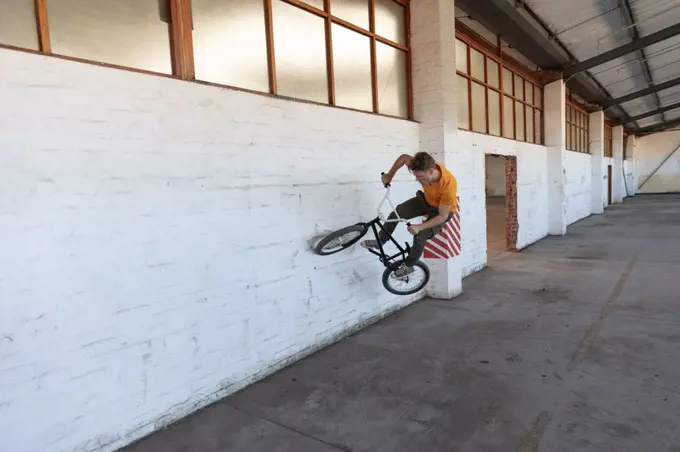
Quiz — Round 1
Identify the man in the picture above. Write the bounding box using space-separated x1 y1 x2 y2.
361 151 458 277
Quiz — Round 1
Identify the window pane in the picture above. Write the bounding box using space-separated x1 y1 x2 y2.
515 101 524 141
514 74 524 100
471 82 486 133
0 0 39 49
332 24 372 111
302 0 325 9
487 59 499 89
332 0 369 30
503 95 514 139
535 85 542 108
534 109 542 144
49 0 172 73
489 90 501 136
525 104 533 143
375 0 405 44
470 48 485 81
457 75 470 130
503 68 513 95
584 130 589 152
456 39 468 74
566 125 571 150
193 0 269 92
376 42 407 117
525 80 533 105
571 126 576 151
273 1 328 103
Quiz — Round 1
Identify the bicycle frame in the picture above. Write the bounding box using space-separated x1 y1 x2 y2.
365 185 411 271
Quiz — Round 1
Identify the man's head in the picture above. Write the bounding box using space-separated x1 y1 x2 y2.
409 152 439 184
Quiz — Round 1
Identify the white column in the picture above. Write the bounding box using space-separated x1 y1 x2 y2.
544 79 567 235
625 134 637 196
589 110 605 214
612 125 624 203
410 0 461 299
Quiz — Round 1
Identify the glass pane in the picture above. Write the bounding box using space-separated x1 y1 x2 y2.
535 85 542 108
302 0 325 9
471 82 486 133
534 109 542 144
566 124 571 150
193 0 269 92
571 125 576 151
332 24 372 111
503 95 514 139
470 48 485 81
456 39 468 74
0 0 39 49
584 130 589 152
525 105 533 143
49 0 172 73
375 0 405 44
514 74 524 100
457 75 470 130
487 59 499 89
273 1 328 103
332 0 369 30
489 90 501 136
515 101 524 141
376 42 407 117
525 80 533 105
503 68 513 95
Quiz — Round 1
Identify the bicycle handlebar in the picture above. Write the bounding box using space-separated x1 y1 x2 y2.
381 172 391 188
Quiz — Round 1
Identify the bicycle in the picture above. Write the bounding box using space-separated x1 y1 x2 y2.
313 174 430 295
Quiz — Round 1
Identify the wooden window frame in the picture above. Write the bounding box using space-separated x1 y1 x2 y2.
566 98 590 154
1 0 412 120
455 29 544 145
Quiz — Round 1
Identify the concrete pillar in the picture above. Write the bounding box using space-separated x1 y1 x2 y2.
612 125 624 203
544 79 567 235
589 110 605 214
625 135 637 196
410 0 461 299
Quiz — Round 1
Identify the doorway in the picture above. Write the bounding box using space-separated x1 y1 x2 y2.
607 165 613 205
485 155 518 261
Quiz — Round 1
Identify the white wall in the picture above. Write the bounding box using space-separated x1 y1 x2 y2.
458 132 549 271
636 131 680 193
564 150 592 225
485 155 506 196
0 49 423 452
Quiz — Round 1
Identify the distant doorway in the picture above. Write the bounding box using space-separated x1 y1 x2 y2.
608 165 613 205
485 155 518 261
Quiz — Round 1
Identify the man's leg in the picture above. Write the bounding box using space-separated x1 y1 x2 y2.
394 212 453 277
361 194 429 249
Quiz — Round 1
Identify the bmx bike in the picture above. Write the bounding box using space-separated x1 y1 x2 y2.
313 174 430 295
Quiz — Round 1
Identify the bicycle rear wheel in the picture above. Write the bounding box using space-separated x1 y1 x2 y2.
314 224 367 255
382 260 430 295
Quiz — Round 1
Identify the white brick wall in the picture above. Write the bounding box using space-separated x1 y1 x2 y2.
0 49 424 452
564 150 593 225
636 131 680 193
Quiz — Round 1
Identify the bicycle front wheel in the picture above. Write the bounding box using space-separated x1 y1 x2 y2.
314 224 367 255
382 260 430 295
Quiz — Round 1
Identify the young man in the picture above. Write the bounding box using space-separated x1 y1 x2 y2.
362 151 458 277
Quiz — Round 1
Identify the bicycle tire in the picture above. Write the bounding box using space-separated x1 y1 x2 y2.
314 224 368 255
381 260 430 295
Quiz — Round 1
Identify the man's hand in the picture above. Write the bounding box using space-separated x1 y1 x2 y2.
407 224 421 235
381 173 393 186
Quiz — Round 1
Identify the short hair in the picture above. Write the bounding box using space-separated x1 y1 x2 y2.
410 152 437 172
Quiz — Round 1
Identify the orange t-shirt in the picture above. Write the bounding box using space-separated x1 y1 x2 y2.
421 162 458 212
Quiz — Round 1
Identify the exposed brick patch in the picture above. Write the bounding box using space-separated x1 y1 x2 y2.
505 156 519 251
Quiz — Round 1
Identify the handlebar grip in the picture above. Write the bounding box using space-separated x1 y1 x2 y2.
381 172 391 188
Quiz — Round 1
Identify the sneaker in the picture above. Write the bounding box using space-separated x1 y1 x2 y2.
361 239 380 250
393 263 415 278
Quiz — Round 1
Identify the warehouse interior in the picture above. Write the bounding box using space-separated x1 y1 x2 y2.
3 0 680 451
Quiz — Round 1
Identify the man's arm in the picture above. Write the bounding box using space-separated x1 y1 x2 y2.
383 154 413 184
408 204 450 235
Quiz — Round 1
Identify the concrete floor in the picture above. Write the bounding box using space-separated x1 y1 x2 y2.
486 196 507 260
122 195 680 452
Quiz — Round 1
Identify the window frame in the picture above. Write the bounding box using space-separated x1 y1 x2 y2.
455 26 544 145
565 96 590 154
0 0 413 120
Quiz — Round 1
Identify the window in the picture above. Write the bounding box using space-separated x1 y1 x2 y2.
455 35 543 144
566 100 589 153
604 123 613 157
0 0 412 119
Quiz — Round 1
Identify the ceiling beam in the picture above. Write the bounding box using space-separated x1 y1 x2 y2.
602 76 680 108
563 22 680 77
619 0 665 123
627 101 680 122
635 116 680 135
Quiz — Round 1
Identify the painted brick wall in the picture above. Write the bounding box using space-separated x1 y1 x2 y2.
0 49 423 452
636 131 680 193
457 131 549 270
564 150 593 225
